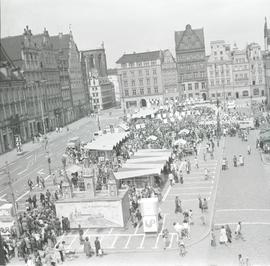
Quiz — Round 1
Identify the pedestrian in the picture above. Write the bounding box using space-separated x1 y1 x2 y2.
84 237 92 257
175 196 182 214
169 172 174 186
162 228 169 250
225 224 232 243
36 176 40 188
202 198 208 212
57 241 65 262
28 178 33 191
219 226 228 245
94 237 102 257
238 155 244 166
247 145 251 155
173 222 182 239
238 254 245 266
233 155 237 167
210 229 216 247
78 224 84 244
188 209 194 225
198 196 203 213
194 157 199 168
179 170 184 184
204 168 209 180
235 221 245 241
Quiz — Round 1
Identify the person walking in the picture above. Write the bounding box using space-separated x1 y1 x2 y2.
210 229 216 247
235 221 245 241
194 157 199 168
94 237 102 257
226 224 232 243
175 196 182 214
83 237 92 258
162 228 169 250
247 145 251 155
179 170 184 184
78 224 84 244
219 226 228 245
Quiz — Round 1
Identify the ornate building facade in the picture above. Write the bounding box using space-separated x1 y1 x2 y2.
161 49 179 104
116 51 164 109
175 24 208 101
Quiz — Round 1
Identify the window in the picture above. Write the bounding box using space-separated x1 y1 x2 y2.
252 81 256 85
144 62 149 66
182 84 185 91
228 92 231 96
211 81 214 86
132 89 136 96
227 79 230 85
253 88 259 96
146 78 150 85
124 80 128 87
129 63 134 67
151 60 156 65
123 72 127 78
153 77 157 85
211 93 215 98
145 69 149 75
217 93 221 97
147 87 151 94
132 80 135 87
139 79 143 86
154 87 158 93
195 83 199 90
188 83 192 90
216 80 220 85
188 93 193 98
137 62 142 67
130 71 135 76
121 64 127 68
221 79 225 84
140 88 144 95
242 90 249 97
138 70 142 76
152 69 157 75
202 82 205 89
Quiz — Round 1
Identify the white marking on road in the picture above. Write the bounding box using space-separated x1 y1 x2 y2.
134 222 140 235
10 168 20 174
172 186 213 190
168 234 174 248
67 234 78 249
124 235 132 249
137 235 145 249
216 209 270 212
184 181 213 184
166 197 211 202
0 194 7 199
162 185 172 202
37 169 45 175
169 192 212 196
215 222 270 226
153 213 167 249
110 235 118 248
25 155 32 160
108 228 113 234
18 168 28 175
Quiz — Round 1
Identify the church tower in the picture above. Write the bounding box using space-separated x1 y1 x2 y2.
265 17 270 51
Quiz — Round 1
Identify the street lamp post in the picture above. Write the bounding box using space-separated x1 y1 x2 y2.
5 161 20 237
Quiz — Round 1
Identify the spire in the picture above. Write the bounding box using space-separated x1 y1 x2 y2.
264 17 268 38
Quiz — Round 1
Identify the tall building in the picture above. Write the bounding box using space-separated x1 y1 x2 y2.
51 32 87 121
231 45 250 99
161 49 178 103
32 29 63 129
175 24 207 101
116 50 164 109
246 43 265 98
0 45 28 153
207 40 234 100
107 68 120 106
81 47 115 111
263 17 270 108
2 26 45 136
264 17 270 51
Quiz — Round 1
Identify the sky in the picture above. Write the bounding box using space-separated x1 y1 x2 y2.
1 0 270 68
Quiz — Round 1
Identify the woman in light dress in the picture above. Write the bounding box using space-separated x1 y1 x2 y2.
219 225 228 245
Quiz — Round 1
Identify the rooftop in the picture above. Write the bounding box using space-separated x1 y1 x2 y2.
116 50 161 64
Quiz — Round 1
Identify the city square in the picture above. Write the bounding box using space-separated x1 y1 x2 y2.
1 1 270 266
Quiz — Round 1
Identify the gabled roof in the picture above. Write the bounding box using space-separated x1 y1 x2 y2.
1 35 24 63
175 25 205 51
50 34 70 50
116 50 161 64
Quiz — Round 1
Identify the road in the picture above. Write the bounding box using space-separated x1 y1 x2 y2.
0 108 123 201
208 129 270 265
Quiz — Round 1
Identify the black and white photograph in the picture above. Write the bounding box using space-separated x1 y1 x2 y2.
0 0 270 265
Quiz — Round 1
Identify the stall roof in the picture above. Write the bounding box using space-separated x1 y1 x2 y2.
114 148 171 180
131 108 158 119
85 132 129 151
